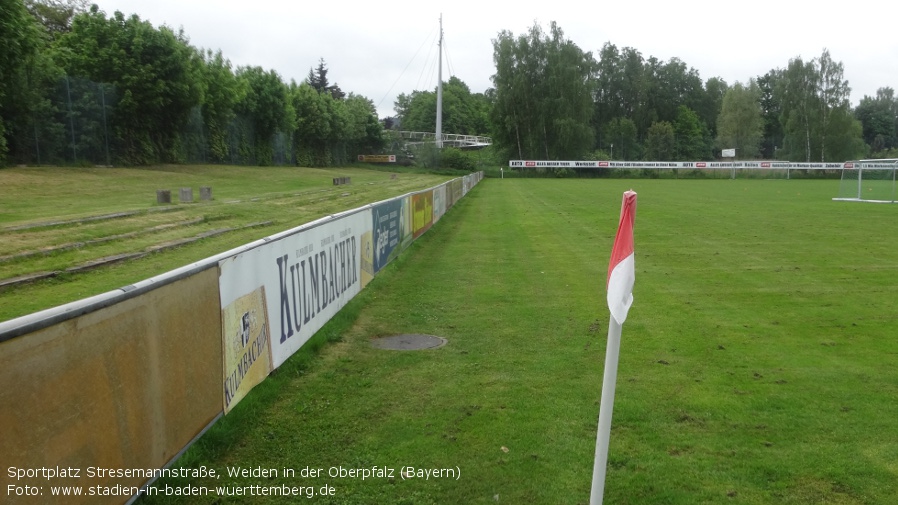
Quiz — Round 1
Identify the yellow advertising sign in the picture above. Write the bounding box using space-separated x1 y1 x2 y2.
412 191 434 238
357 154 397 163
222 286 272 413
360 230 375 288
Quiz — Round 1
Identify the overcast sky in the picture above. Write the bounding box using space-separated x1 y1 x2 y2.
94 0 896 120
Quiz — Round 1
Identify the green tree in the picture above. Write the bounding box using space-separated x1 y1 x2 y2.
198 49 246 162
816 48 851 162
235 65 294 165
1 0 43 164
343 93 383 156
625 51 661 136
776 50 864 162
855 87 898 153
594 43 708 146
603 117 638 160
290 81 344 166
306 58 344 100
653 57 705 125
779 56 818 161
757 70 783 158
24 0 88 38
821 108 865 161
55 6 202 164
394 89 435 132
716 81 763 159
395 77 491 136
3 50 65 165
594 43 651 140
490 21 595 160
442 77 490 135
594 43 625 135
644 121 675 160
697 77 728 138
291 82 329 166
673 105 708 160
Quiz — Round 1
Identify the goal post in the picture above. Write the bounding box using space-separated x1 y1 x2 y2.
834 161 898 203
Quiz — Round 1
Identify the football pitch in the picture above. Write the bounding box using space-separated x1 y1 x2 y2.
142 177 898 504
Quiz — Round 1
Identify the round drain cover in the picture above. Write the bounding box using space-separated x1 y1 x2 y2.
371 334 447 351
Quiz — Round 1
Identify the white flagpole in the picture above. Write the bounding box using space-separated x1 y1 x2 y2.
591 189 636 505
589 316 622 505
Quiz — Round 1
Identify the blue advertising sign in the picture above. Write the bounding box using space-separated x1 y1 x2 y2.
372 199 403 273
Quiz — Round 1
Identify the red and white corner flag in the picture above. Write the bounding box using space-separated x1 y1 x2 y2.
590 190 637 505
606 190 637 325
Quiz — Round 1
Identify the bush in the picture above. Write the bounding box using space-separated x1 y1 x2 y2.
0 119 7 166
552 167 575 178
869 148 898 159
584 149 611 161
439 147 476 171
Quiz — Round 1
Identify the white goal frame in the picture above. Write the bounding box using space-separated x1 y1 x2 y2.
832 160 898 203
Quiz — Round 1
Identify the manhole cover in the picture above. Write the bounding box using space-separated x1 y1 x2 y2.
370 334 447 351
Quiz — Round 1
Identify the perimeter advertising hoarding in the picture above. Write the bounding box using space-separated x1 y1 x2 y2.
444 181 456 210
220 286 272 413
399 194 414 252
448 179 463 208
412 190 434 239
372 198 402 273
0 172 483 498
433 184 446 223
0 269 222 502
357 154 396 163
508 160 849 170
219 209 372 372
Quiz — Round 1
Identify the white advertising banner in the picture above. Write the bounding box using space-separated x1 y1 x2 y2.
433 184 447 224
509 160 849 170
219 209 373 370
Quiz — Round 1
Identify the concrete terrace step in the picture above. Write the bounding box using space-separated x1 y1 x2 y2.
0 221 272 290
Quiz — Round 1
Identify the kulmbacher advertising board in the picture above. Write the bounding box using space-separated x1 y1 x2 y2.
220 285 272 413
219 209 373 376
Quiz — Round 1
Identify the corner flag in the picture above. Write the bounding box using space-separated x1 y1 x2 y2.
606 190 637 325
590 190 637 505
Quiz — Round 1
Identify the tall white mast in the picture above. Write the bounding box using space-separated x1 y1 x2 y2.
435 14 443 149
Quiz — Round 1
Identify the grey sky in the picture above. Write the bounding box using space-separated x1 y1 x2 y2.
94 0 897 121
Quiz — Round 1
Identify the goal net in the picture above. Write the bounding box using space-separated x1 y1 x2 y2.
834 162 897 203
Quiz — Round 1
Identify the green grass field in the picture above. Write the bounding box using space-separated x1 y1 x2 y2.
3 168 896 504
132 177 897 504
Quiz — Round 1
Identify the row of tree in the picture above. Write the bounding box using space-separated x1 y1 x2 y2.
484 22 897 162
3 2 896 167
0 0 383 166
